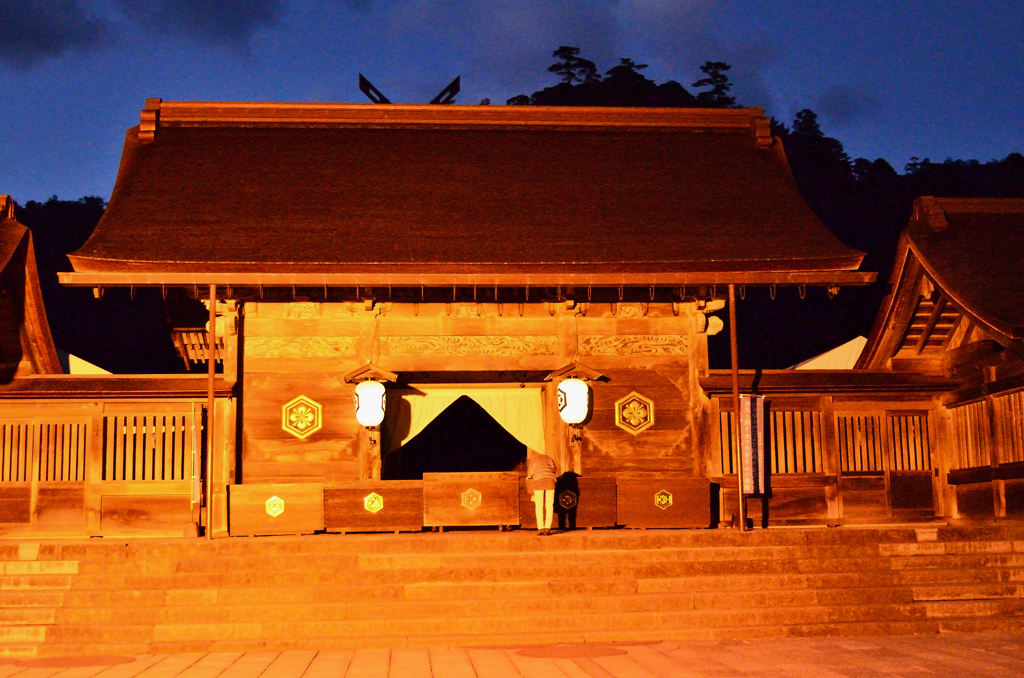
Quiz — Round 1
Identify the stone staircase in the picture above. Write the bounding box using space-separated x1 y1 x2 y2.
3 525 1024 656
0 543 77 658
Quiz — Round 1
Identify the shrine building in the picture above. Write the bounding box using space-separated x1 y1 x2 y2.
7 101 1017 538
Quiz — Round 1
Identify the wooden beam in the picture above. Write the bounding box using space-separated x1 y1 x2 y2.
914 294 948 355
59 270 878 288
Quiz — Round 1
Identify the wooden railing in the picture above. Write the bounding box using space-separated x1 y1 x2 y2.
103 413 196 481
0 383 227 536
1 420 90 483
710 389 940 525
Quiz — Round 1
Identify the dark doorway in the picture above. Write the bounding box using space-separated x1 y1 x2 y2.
383 396 526 480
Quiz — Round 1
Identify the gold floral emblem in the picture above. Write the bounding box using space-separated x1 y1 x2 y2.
461 488 482 510
559 490 578 510
266 496 285 517
364 492 384 514
614 392 655 435
282 395 323 439
654 490 673 510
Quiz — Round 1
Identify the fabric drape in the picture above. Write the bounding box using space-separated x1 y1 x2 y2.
383 388 546 453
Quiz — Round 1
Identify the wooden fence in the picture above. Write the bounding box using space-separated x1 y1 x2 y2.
0 400 212 536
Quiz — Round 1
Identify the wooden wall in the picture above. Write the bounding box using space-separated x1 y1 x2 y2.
240 301 707 483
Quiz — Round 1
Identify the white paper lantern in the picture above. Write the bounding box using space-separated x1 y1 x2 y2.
354 380 386 427
557 378 591 425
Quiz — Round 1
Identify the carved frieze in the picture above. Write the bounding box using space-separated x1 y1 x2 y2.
286 302 322 319
579 335 688 356
380 335 557 357
247 337 358 358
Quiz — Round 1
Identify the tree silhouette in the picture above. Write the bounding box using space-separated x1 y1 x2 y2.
692 61 736 107
547 45 601 85
508 46 697 107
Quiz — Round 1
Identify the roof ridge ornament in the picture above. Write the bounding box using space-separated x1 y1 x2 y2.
747 108 772 149
916 196 949 232
358 74 391 104
0 195 14 220
139 98 161 143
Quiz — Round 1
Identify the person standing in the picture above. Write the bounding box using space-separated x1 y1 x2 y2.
527 452 557 535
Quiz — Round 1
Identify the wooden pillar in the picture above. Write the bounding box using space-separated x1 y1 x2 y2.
729 284 745 531
206 284 216 539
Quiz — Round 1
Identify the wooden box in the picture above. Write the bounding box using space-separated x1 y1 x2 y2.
325 481 423 533
423 472 519 527
517 475 617 530
617 475 711 528
229 483 323 536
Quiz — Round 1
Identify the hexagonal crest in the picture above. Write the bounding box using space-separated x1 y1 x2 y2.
364 492 384 514
559 490 578 510
615 391 655 435
461 488 482 511
266 495 285 518
654 490 673 510
282 395 323 439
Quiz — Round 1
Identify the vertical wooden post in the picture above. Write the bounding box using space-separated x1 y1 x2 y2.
207 284 216 539
86 403 104 534
729 284 745 532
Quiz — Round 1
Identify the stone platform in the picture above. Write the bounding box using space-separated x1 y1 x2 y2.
2 525 1024 658
1 632 1024 677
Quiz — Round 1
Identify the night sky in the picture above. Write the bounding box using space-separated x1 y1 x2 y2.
2 0 1022 204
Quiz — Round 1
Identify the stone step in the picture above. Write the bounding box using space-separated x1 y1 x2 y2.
912 584 1022 601
0 626 47 643
923 599 1024 619
0 643 39 658
65 556 914 590
12 529 1022 562
0 608 56 625
0 591 64 607
0 575 73 591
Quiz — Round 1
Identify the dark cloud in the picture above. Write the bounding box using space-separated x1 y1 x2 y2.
0 0 110 70
114 0 283 48
816 85 882 126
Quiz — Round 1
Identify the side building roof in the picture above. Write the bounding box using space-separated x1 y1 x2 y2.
63 101 870 289
1 196 62 381
859 197 1024 370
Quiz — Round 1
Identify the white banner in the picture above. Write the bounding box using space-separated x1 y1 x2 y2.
739 395 768 495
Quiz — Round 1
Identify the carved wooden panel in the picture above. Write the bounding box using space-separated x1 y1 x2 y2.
579 335 688 356
380 336 557 357
246 337 358 358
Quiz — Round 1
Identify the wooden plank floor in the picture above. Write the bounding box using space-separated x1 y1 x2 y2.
2 632 1023 678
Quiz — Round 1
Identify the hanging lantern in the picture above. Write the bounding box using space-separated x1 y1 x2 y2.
354 380 386 427
557 378 591 425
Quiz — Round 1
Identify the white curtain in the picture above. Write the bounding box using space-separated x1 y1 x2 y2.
383 388 546 453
